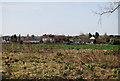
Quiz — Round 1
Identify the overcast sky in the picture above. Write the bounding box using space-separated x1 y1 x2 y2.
1 2 118 36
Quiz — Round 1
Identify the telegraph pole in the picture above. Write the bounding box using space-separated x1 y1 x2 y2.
118 1 120 35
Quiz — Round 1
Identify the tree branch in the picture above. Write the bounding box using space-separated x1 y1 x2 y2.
94 4 120 16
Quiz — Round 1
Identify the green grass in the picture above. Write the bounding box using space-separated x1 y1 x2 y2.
2 44 119 53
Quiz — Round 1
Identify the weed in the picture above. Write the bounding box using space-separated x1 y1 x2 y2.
87 64 95 71
100 64 109 69
80 61 85 65
101 70 105 75
104 51 110 55
114 68 120 79
2 44 119 79
90 50 94 54
76 69 83 75
57 52 64 56
64 66 68 70
61 72 68 76
76 76 83 80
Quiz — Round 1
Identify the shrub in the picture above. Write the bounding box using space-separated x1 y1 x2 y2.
109 39 120 45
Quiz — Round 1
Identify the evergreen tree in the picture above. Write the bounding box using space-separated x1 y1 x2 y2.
95 32 99 39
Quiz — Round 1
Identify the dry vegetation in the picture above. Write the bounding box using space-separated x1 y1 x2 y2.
1 44 120 79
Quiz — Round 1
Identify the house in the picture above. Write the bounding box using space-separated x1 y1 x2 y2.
23 38 40 44
80 39 90 45
39 34 55 43
39 34 69 43
54 35 69 43
2 39 10 44
90 36 96 44
2 36 11 44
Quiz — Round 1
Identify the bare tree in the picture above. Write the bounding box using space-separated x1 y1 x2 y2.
92 1 120 25
93 1 120 16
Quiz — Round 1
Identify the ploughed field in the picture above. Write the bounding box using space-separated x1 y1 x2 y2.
2 44 120 79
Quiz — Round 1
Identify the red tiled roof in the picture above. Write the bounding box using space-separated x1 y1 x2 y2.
39 34 67 39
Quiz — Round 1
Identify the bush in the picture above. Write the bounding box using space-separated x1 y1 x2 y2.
109 39 120 45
